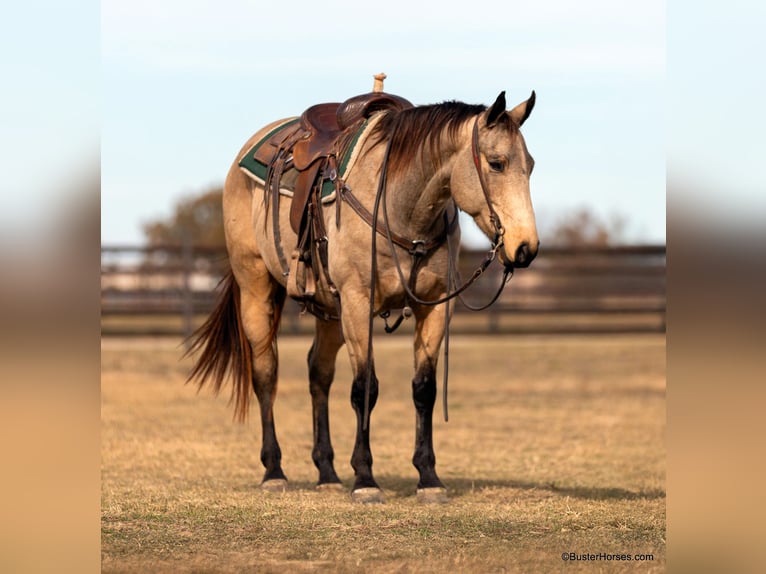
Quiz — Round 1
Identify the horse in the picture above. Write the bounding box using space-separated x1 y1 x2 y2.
187 87 539 503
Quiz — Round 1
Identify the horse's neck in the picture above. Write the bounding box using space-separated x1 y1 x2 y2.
384 125 470 239
386 164 452 237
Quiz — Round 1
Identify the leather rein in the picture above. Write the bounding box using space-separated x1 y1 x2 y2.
346 115 514 429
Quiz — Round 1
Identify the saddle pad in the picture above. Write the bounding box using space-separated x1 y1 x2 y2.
238 117 370 201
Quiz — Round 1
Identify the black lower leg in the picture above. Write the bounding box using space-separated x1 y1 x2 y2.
350 367 379 490
255 381 286 483
259 414 286 482
309 357 341 485
412 365 444 489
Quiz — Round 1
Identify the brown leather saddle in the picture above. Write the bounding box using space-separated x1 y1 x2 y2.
252 91 412 235
249 89 412 317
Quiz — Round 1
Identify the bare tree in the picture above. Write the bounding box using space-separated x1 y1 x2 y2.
547 208 627 247
142 187 225 248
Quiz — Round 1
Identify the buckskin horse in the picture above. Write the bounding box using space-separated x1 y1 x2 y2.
187 75 539 503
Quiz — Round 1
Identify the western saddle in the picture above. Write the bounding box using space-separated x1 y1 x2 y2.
254 74 413 316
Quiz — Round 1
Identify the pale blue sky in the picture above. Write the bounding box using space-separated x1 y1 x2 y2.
96 0 666 245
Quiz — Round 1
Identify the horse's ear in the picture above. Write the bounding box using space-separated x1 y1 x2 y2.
509 90 536 127
486 91 507 128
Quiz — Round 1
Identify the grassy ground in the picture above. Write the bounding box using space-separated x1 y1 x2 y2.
102 334 665 573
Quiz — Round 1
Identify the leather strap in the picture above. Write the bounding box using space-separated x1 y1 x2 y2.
267 150 291 276
340 186 449 255
471 118 506 244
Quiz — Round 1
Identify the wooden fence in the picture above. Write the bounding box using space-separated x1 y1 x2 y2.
101 244 665 337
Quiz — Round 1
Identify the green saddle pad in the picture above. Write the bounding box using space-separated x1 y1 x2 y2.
238 118 368 199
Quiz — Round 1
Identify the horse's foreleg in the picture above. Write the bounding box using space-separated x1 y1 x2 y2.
308 318 345 489
412 302 449 502
340 294 383 502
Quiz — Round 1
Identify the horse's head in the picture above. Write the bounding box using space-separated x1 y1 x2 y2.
451 91 539 268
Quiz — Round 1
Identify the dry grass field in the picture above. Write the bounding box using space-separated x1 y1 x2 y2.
102 333 665 573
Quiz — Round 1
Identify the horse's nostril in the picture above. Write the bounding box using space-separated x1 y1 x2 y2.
515 242 536 267
517 242 529 263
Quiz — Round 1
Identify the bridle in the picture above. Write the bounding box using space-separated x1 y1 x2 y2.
354 114 516 429
471 117 508 253
362 116 513 307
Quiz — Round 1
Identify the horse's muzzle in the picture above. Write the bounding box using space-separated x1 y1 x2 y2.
512 241 537 268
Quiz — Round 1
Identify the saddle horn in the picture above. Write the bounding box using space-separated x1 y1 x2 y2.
373 73 386 93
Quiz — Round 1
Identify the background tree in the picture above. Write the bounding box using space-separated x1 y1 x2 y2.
142 186 225 247
547 208 627 247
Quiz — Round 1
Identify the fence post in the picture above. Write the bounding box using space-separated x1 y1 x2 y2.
181 234 194 344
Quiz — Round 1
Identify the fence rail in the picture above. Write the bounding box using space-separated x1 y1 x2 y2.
101 244 665 336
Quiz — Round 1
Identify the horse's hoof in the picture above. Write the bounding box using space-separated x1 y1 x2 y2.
260 479 288 492
351 487 385 504
317 482 345 492
417 487 448 504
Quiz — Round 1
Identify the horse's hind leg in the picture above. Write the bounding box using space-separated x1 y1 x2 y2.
308 318 345 489
412 303 448 503
234 263 288 490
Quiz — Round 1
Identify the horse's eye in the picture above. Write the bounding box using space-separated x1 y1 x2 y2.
488 160 505 173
